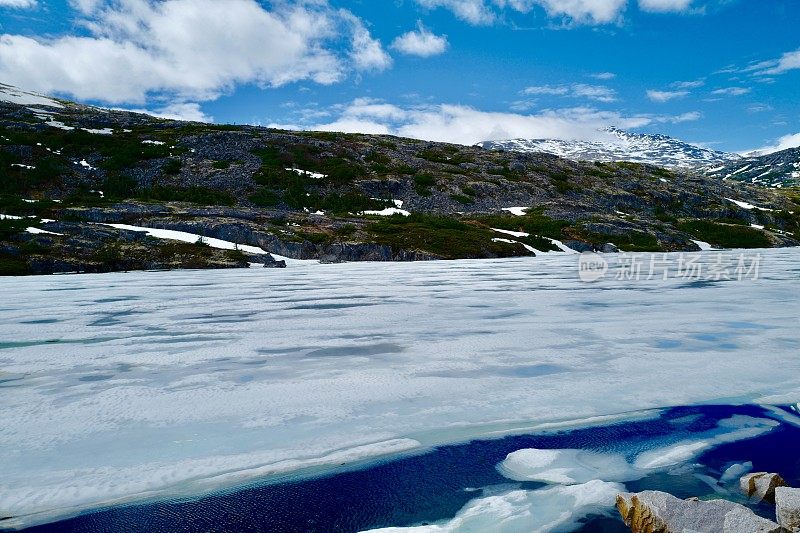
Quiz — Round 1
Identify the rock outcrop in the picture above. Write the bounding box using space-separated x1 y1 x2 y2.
740 472 788 503
616 491 784 533
776 487 800 532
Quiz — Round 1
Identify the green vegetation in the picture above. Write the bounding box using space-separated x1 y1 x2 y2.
212 160 232 170
334 224 357 237
475 209 570 240
0 218 29 239
413 173 436 196
366 213 527 259
224 248 249 263
0 252 28 275
577 229 661 252
252 143 365 184
162 159 182 175
450 194 474 205
394 164 417 175
319 192 390 214
550 171 576 194
678 219 772 249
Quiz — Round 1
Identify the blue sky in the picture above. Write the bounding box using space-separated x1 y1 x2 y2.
0 0 798 152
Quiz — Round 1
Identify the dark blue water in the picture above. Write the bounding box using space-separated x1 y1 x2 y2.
16 405 800 533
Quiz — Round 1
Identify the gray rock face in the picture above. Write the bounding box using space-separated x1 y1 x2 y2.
616 491 784 533
776 487 800 532
740 472 788 503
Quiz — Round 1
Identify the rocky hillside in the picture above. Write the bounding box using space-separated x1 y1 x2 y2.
478 127 741 169
706 146 800 188
1 85 799 275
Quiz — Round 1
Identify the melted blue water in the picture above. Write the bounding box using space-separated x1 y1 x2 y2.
17 404 800 533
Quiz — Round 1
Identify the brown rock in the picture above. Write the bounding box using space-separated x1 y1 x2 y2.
616 491 784 533
740 472 788 503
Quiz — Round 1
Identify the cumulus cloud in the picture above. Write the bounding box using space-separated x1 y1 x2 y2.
523 83 616 103
0 0 36 7
343 11 393 72
638 0 693 12
391 22 448 57
711 87 751 96
646 89 689 102
271 98 699 145
0 0 389 105
746 132 800 156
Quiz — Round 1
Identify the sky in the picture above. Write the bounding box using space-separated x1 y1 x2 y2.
0 0 798 153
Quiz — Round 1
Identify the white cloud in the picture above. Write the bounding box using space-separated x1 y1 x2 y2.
670 111 701 122
590 72 616 80
391 22 448 57
711 87 751 96
416 0 627 25
0 0 36 7
125 102 213 122
272 98 698 145
746 132 800 156
756 49 800 76
672 79 704 89
415 0 497 24
571 83 617 102
523 83 616 102
646 89 689 102
0 0 388 105
533 0 627 23
638 0 693 12
343 11 393 71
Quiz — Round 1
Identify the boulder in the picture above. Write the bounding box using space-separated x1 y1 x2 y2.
616 491 783 533
740 472 787 503
600 242 620 253
776 487 800 532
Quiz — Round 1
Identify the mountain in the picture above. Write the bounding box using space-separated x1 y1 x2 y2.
1 83 798 275
478 127 741 170
706 146 800 188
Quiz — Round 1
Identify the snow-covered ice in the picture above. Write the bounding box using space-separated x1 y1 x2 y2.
286 168 327 179
501 207 528 216
361 207 411 216
725 197 774 211
365 480 624 533
82 128 113 135
1 249 800 528
0 84 63 108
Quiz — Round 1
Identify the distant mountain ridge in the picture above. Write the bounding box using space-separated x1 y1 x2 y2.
706 147 800 188
478 127 741 170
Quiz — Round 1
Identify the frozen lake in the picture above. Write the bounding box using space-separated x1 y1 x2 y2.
1 249 799 529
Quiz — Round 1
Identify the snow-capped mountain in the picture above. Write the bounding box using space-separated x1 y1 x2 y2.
706 146 800 188
477 127 741 169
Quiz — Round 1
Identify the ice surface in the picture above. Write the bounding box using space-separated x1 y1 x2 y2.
692 239 714 251
361 208 411 216
725 197 774 211
499 448 636 484
285 167 327 179
1 249 800 527
103 223 270 256
501 207 528 216
364 480 624 532
498 416 776 485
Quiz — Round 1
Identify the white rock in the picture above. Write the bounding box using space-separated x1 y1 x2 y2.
775 487 800 532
